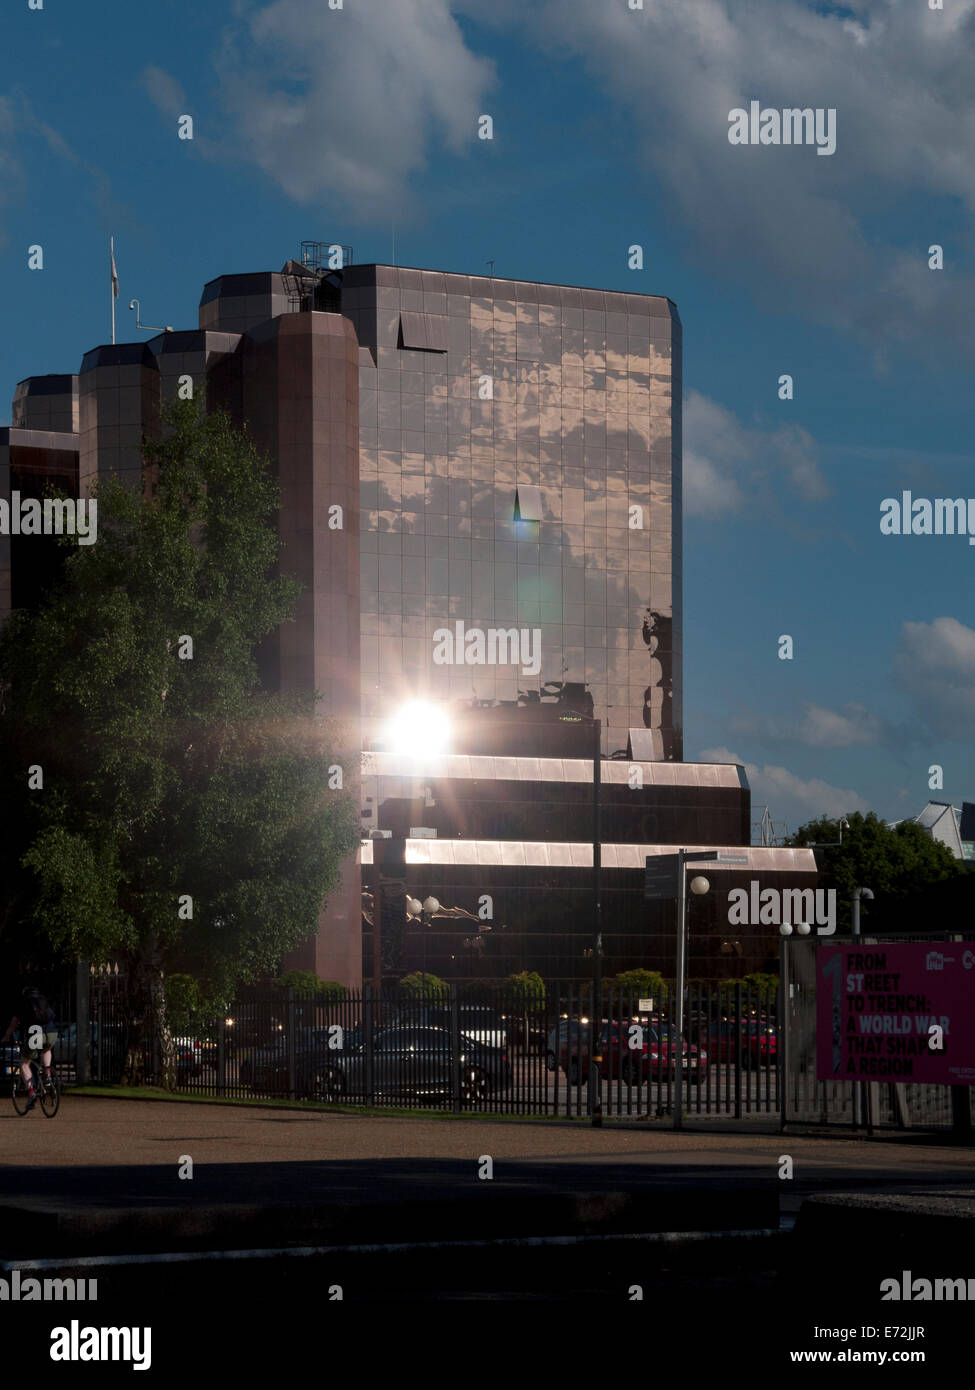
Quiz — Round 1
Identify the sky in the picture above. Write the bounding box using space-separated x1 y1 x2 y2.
2 0 974 840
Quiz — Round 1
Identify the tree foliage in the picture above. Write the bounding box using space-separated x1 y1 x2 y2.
612 968 669 999
503 970 547 1006
0 402 359 1081
784 811 964 932
397 972 449 1000
275 970 348 1002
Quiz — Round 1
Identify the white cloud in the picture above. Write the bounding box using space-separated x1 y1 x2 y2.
213 0 495 217
0 96 23 249
894 617 975 738
457 0 975 353
683 389 828 519
700 745 869 830
142 67 188 120
799 703 883 747
731 702 885 746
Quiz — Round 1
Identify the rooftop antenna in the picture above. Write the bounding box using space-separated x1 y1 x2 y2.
110 236 119 345
753 805 777 846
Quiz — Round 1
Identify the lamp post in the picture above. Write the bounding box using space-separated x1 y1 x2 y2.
779 920 811 1132
672 850 747 1130
590 716 602 1126
420 896 440 980
556 707 602 1125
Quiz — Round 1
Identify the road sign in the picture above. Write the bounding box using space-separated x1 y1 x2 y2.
644 855 678 900
638 998 654 1013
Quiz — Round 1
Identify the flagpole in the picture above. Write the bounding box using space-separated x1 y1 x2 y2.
110 237 116 345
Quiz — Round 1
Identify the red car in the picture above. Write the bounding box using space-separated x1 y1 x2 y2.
706 1018 777 1064
558 1020 708 1086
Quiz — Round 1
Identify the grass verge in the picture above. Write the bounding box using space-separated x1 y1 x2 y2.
67 1084 581 1124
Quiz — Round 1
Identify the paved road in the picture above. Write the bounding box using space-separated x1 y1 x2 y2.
2 1098 972 1367
0 1094 967 1171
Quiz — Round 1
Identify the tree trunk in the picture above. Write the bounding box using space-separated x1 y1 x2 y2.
120 952 176 1090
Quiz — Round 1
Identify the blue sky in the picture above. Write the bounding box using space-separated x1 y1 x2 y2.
3 0 974 838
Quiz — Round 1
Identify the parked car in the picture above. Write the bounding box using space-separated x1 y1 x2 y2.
239 1026 334 1092
501 1013 548 1054
546 1019 583 1072
387 1005 508 1052
555 1019 708 1086
242 1024 510 1104
705 1018 777 1064
69 1024 214 1079
223 1008 286 1051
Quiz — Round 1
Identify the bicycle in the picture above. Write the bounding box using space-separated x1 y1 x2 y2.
12 1058 60 1117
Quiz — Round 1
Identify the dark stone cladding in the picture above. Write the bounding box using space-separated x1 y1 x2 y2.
233 310 363 984
12 375 79 435
0 427 80 622
361 861 819 980
373 780 751 847
198 273 290 337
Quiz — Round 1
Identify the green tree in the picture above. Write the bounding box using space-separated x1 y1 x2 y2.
397 972 448 999
784 811 964 932
741 972 779 998
612 968 669 1000
275 969 348 1002
0 402 359 1087
504 970 546 1007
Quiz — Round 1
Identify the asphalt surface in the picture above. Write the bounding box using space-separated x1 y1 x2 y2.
2 1097 972 1372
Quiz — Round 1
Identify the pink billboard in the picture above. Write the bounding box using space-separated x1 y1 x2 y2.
816 942 975 1085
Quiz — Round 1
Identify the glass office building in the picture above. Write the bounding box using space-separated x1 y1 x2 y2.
1 252 817 983
338 264 682 763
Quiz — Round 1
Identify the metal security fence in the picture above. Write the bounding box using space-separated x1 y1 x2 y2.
69 978 780 1120
22 955 970 1136
782 934 975 1134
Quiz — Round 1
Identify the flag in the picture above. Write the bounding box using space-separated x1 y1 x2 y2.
110 238 119 298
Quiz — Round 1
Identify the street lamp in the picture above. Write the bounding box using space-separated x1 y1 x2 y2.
672 850 747 1130
778 920 811 1133
420 895 440 980
851 886 874 939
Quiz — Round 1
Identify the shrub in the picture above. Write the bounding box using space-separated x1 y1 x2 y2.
397 972 449 1000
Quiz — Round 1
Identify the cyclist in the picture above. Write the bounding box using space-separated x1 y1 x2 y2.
1 986 58 1111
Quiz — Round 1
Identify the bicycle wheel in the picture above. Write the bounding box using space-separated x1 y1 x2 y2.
12 1069 31 1116
40 1072 60 1118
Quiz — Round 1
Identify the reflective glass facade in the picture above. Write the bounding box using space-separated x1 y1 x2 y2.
341 267 682 762
4 258 823 988
362 844 818 981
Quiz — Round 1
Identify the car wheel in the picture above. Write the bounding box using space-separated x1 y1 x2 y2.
621 1055 639 1086
567 1057 585 1086
313 1068 346 1103
461 1067 491 1105
545 1050 556 1073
